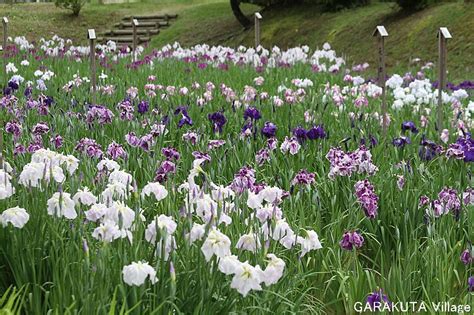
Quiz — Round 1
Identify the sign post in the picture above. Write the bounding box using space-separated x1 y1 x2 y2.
255 13 262 49
88 29 97 105
373 26 389 135
437 27 451 130
2 17 8 86
132 18 139 63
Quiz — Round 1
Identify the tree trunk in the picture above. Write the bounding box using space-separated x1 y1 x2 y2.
230 0 251 28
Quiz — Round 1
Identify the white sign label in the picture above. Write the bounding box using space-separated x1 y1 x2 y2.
88 29 96 40
439 27 452 39
373 25 388 37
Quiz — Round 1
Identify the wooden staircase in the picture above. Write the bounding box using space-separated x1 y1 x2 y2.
99 14 178 48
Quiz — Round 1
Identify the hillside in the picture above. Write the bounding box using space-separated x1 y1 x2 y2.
152 1 474 79
0 1 472 79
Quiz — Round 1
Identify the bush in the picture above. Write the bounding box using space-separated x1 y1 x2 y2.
395 0 441 11
54 0 86 16
319 0 370 10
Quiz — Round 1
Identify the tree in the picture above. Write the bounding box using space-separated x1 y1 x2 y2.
230 0 371 27
230 0 252 28
55 0 87 16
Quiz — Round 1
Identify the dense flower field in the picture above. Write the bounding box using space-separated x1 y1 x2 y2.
0 36 473 314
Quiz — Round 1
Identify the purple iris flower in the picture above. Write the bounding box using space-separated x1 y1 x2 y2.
14 144 26 155
401 121 418 133
161 115 170 125
354 180 379 219
292 126 307 142
125 132 140 147
366 289 391 309
360 135 378 148
154 160 176 183
192 151 211 163
162 147 180 161
107 142 127 160
291 169 315 186
455 134 474 162
7 80 19 91
419 138 443 161
50 134 63 149
261 121 277 138
208 111 227 133
137 100 149 114
339 231 365 250
32 122 50 136
244 107 261 121
306 125 326 140
460 249 472 265
3 86 12 96
469 276 474 292
27 142 43 153
5 121 22 139
24 86 32 98
392 136 411 148
177 112 193 128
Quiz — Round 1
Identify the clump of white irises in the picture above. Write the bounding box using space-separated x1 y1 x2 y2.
175 157 322 297
19 148 79 188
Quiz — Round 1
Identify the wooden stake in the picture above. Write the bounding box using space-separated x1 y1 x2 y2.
437 27 452 130
132 18 139 63
88 29 97 105
373 26 389 135
255 13 262 49
2 17 8 86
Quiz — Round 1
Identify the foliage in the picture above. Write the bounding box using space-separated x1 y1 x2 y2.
395 0 442 11
0 286 26 314
54 0 86 16
316 0 370 11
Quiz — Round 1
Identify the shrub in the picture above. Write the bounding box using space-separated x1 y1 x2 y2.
319 0 370 11
54 0 86 16
395 0 441 11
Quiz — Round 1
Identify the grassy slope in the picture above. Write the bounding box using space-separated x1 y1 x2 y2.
0 1 221 45
0 1 473 78
152 1 474 79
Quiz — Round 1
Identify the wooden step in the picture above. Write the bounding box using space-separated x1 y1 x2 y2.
123 14 178 20
103 29 159 36
114 21 169 28
129 18 171 25
102 36 150 43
